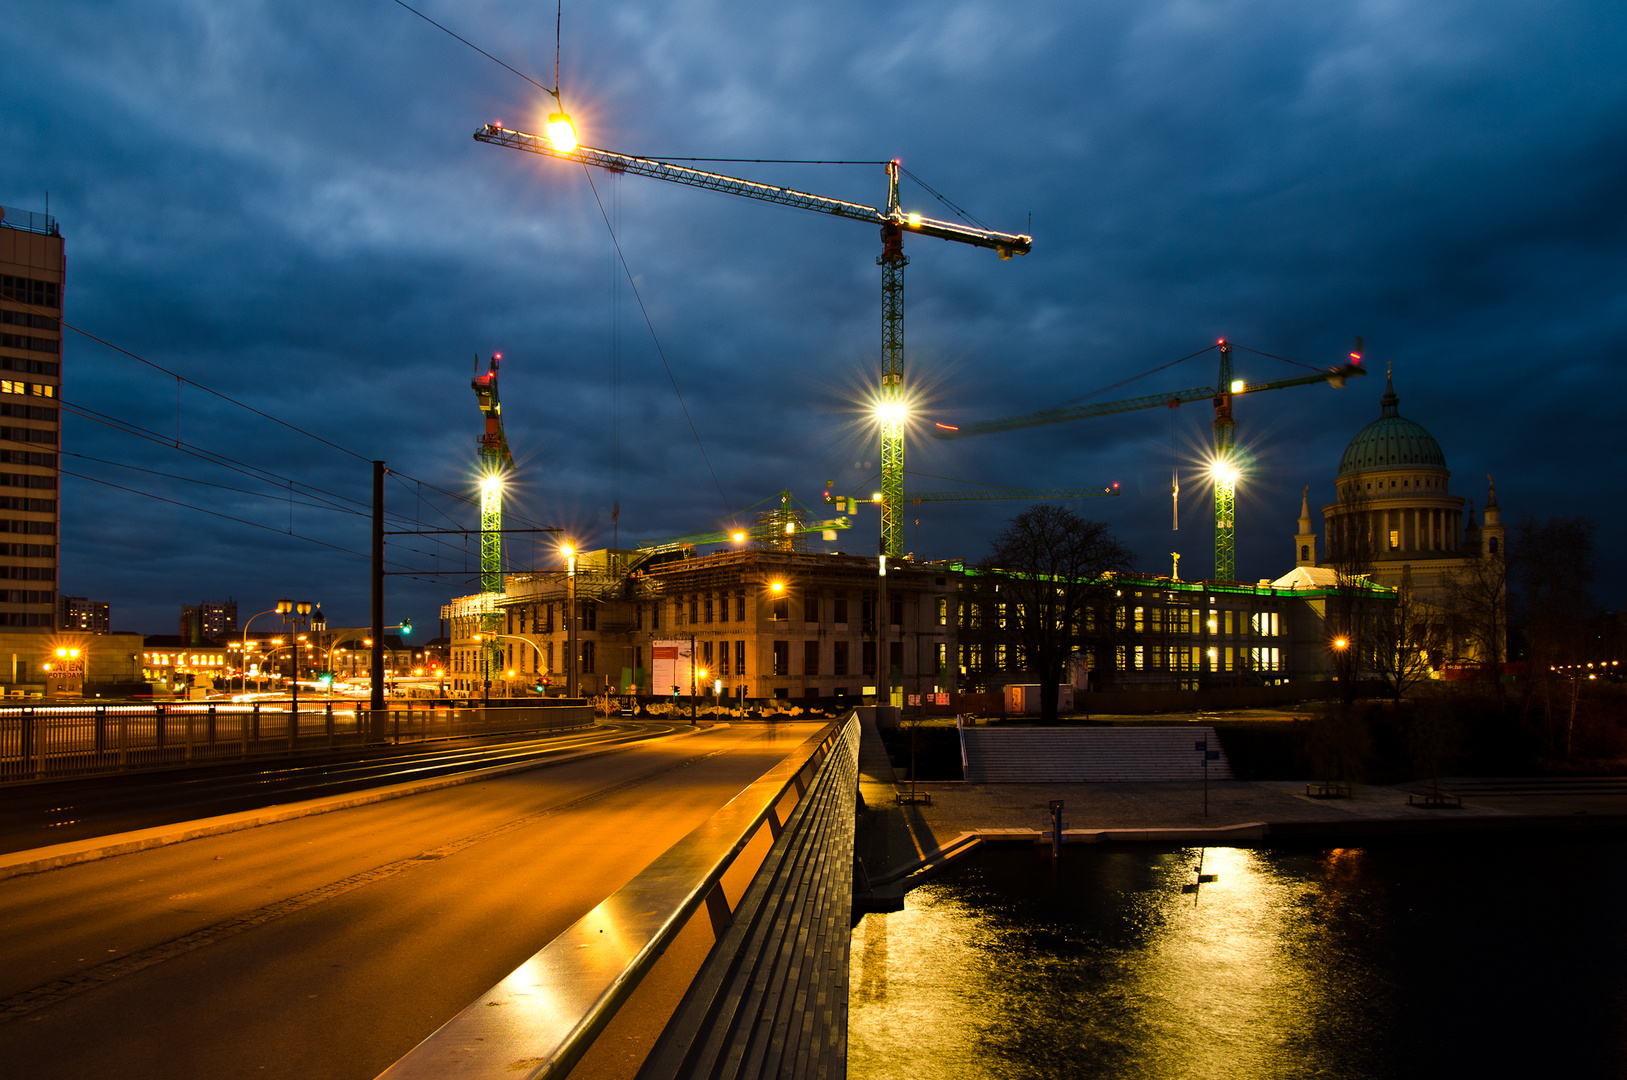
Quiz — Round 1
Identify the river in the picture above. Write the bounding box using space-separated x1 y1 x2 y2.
849 838 1627 1078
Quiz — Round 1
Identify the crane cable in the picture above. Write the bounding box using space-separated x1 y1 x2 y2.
579 164 733 519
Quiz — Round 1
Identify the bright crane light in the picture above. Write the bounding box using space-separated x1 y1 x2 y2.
731 531 746 543
1210 460 1240 486
874 399 908 426
480 473 503 493
546 112 578 152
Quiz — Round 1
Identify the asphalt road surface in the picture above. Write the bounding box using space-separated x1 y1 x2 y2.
0 720 685 854
0 721 828 1080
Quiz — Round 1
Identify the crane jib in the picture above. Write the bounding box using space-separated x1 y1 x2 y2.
473 125 1031 256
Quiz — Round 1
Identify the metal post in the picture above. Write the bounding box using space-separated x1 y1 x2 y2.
566 553 578 698
185 707 194 761
876 540 890 710
240 705 249 758
94 705 106 757
371 460 387 722
1050 799 1064 861
155 704 166 750
325 701 334 744
24 707 39 780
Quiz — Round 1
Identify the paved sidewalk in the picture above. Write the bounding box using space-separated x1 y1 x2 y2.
883 778 1627 867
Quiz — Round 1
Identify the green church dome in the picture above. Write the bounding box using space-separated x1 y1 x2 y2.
1337 377 1447 476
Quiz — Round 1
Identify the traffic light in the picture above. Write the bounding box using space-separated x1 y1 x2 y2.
400 618 413 637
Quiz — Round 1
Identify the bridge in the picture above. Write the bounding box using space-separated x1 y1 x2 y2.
0 712 867 1080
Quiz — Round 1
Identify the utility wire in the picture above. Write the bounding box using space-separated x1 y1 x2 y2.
579 164 733 518
904 469 1002 489
900 167 990 230
62 452 361 514
1230 342 1330 373
1048 344 1219 411
389 0 560 101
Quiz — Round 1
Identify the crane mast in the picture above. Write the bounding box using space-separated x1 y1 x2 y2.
473 124 1030 559
472 353 514 684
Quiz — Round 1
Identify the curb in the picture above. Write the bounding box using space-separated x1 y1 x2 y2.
0 723 728 883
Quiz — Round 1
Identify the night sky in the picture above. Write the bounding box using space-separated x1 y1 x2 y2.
3 1 1623 635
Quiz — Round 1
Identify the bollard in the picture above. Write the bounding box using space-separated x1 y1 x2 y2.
1049 799 1065 861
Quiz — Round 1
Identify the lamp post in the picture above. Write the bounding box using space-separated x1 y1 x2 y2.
277 598 318 723
563 542 578 699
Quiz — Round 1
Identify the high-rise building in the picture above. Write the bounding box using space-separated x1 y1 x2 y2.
180 599 237 642
0 203 63 631
59 595 109 634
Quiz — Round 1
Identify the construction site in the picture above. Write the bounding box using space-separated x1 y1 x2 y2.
438 111 1400 712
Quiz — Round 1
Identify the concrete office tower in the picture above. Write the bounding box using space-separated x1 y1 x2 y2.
0 203 63 631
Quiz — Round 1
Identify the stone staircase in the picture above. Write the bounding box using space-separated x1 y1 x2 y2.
961 725 1234 783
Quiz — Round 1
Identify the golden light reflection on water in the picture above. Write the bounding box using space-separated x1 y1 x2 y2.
849 846 1397 1080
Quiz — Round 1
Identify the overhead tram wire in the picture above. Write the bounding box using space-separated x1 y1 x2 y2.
62 469 464 580
58 399 470 548
17 291 555 535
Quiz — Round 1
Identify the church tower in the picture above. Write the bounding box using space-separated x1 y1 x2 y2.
1480 475 1505 560
1294 487 1318 567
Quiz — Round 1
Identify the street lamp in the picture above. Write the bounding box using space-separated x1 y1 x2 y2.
562 542 578 699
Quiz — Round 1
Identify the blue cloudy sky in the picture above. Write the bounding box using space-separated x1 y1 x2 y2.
3 0 1623 634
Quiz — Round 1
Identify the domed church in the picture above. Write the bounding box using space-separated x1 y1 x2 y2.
1288 373 1504 602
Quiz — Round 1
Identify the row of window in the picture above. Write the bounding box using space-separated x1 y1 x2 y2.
0 276 60 310
0 566 54 580
0 403 57 422
0 426 56 446
0 473 55 489
0 356 58 375
0 450 54 468
0 496 55 512
0 380 55 398
0 589 52 604
0 309 57 332
1117 645 1284 673
0 334 58 355
0 544 53 558
0 612 52 625
0 518 54 534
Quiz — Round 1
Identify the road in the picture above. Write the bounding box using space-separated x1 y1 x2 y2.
0 721 828 1080
0 720 682 854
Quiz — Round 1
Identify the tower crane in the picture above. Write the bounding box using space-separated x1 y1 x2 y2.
932 339 1366 580
472 353 514 681
473 122 1031 559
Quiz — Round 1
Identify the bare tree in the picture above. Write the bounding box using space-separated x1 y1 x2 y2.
985 505 1132 724
1370 563 1449 702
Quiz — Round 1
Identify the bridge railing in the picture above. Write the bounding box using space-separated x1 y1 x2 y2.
0 702 594 784
377 712 861 1080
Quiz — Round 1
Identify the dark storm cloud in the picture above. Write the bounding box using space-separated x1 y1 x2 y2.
2 0 1623 632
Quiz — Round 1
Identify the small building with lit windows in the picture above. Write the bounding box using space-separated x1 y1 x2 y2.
442 547 959 707
142 635 229 692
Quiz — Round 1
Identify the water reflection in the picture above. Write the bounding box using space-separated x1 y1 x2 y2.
850 840 1627 1079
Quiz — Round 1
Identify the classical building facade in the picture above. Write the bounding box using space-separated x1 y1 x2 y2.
1312 375 1503 597
443 547 958 705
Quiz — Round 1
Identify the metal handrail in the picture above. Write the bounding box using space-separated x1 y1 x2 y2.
377 714 856 1080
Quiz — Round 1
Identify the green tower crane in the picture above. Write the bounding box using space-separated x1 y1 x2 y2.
933 339 1366 580
472 353 514 685
473 122 1030 560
